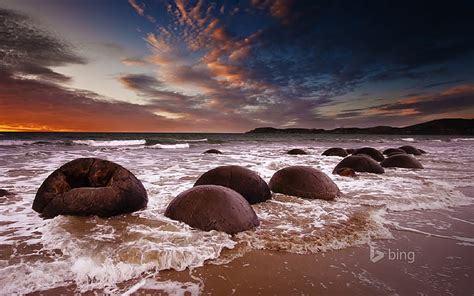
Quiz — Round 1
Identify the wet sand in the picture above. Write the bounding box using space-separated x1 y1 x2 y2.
25 191 474 295
137 205 474 295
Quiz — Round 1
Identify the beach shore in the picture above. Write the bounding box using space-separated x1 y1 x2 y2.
28 187 473 295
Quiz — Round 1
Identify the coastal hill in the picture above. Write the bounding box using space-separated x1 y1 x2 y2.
246 118 474 135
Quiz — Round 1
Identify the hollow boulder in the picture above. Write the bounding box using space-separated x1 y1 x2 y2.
333 155 385 174
380 154 424 169
399 145 422 155
204 149 222 154
353 147 385 161
165 185 259 234
194 165 271 204
33 158 148 218
322 147 348 157
269 166 340 200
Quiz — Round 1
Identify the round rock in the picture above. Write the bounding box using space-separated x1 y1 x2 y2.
0 189 13 197
399 145 422 155
269 166 340 200
353 147 385 161
194 165 271 204
164 185 259 234
287 148 307 155
322 147 348 157
383 148 406 155
381 154 423 169
33 158 148 218
333 155 385 174
204 149 222 154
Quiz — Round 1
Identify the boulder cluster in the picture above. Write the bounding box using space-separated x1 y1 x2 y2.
32 144 426 234
322 145 425 175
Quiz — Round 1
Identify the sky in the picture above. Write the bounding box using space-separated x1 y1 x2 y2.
0 0 473 132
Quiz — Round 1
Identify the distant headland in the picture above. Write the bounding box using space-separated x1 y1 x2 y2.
246 118 474 135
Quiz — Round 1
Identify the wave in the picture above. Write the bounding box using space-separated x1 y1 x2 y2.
452 137 474 142
145 138 208 146
176 138 208 142
401 137 415 142
0 140 68 146
148 143 190 149
72 140 146 147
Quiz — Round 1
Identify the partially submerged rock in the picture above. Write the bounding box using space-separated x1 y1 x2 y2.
287 148 307 155
322 147 348 157
269 166 340 200
165 185 259 234
203 149 222 154
353 147 385 162
399 145 422 155
383 148 406 155
33 158 148 218
0 189 13 197
194 165 271 204
381 154 423 169
333 155 385 174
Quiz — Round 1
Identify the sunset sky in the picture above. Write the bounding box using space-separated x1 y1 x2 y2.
1 0 473 132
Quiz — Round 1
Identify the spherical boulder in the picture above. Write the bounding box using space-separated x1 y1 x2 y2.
334 167 357 177
333 155 385 174
322 147 348 157
399 145 422 155
287 148 307 155
380 154 423 169
164 185 259 234
383 148 406 155
353 147 384 161
269 166 340 200
194 165 271 204
204 149 222 154
346 148 356 154
33 158 148 218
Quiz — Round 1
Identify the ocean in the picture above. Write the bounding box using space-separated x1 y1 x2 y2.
0 133 473 294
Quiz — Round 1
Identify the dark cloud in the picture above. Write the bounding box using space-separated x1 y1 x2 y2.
423 79 466 89
0 8 85 81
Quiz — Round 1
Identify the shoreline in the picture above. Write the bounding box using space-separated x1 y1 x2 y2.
28 187 474 295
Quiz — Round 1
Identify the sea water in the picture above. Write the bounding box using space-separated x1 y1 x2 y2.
0 133 472 294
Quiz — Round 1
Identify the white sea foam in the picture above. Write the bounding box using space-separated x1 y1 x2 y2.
72 139 146 147
401 137 415 142
149 143 190 149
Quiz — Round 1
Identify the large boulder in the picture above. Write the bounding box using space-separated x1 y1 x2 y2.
204 149 222 154
322 147 348 157
287 148 307 155
269 166 340 200
194 165 271 204
333 155 385 174
353 147 385 161
399 145 422 155
33 158 147 218
383 148 406 155
164 185 259 234
381 154 424 169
